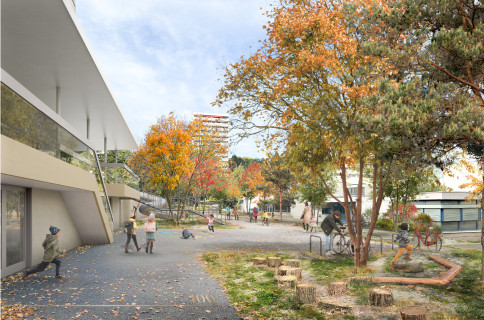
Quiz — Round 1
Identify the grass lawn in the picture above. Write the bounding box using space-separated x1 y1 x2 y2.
201 249 483 319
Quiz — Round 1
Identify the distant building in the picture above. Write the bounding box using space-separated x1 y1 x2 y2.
193 113 230 161
412 192 481 232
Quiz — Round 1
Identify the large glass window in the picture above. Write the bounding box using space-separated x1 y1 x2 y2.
1 83 112 221
5 189 25 266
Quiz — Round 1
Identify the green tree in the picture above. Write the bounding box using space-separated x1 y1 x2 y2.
262 155 294 221
359 0 484 279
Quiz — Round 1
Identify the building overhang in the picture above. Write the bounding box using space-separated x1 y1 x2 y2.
1 0 137 151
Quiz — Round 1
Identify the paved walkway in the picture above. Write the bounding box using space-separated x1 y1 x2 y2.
2 218 480 319
1 218 316 319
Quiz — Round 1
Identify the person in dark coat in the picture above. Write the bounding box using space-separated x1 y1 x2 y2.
181 229 195 239
321 210 344 253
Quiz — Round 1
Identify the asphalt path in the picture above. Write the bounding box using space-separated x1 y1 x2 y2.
2 219 320 320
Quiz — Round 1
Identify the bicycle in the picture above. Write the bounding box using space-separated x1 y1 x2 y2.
409 226 442 252
332 226 371 255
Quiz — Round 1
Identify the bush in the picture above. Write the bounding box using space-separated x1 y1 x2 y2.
413 213 433 225
412 213 437 233
376 218 394 231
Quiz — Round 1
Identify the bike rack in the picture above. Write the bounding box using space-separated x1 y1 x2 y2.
309 235 323 256
371 234 383 254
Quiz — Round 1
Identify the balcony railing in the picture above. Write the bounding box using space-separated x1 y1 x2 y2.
1 83 113 222
101 163 140 190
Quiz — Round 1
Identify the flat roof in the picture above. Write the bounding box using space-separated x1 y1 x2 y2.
1 0 137 150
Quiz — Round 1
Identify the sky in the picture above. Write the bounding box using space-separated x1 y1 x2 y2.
76 0 272 158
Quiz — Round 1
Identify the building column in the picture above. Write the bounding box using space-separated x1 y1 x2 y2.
104 137 107 163
86 118 90 140
56 87 61 114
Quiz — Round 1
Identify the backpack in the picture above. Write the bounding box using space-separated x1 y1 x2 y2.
254 207 259 213
144 222 156 232
124 220 133 233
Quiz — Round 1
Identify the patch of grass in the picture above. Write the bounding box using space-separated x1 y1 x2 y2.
449 249 482 261
307 256 373 283
431 250 484 319
349 279 372 305
201 251 324 319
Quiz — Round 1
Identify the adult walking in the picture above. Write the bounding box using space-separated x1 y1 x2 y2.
233 205 239 220
321 210 344 254
252 206 259 223
300 202 311 232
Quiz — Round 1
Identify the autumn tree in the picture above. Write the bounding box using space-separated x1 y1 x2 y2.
129 114 193 223
215 0 391 267
215 0 484 268
129 115 226 224
180 119 226 218
359 0 484 279
239 162 265 213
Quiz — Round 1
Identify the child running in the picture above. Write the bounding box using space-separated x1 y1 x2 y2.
208 214 215 233
262 211 269 226
23 226 66 279
390 223 413 270
144 213 158 254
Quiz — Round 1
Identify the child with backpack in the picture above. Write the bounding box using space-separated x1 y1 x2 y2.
124 213 141 253
144 213 158 254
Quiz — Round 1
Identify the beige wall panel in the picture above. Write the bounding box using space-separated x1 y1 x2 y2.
110 198 121 229
31 189 82 266
105 184 140 199
121 199 135 223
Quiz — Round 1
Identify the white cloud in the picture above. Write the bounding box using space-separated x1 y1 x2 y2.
76 0 270 157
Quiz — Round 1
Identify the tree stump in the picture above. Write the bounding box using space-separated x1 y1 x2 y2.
286 267 303 281
400 306 429 320
277 266 292 276
296 284 317 304
253 258 266 266
267 256 282 268
278 275 297 289
328 281 348 296
369 288 394 307
285 259 301 268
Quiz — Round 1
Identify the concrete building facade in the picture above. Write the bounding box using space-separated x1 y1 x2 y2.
1 0 139 276
193 113 230 162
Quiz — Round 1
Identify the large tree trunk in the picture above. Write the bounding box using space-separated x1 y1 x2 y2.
279 189 283 222
481 165 484 283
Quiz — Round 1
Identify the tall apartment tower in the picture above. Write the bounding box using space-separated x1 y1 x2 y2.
193 113 230 162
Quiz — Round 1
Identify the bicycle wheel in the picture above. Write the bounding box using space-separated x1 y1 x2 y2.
347 239 354 255
332 234 346 254
409 233 420 251
425 233 442 252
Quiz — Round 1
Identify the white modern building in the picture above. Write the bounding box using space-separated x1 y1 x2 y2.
1 0 140 276
193 112 230 161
